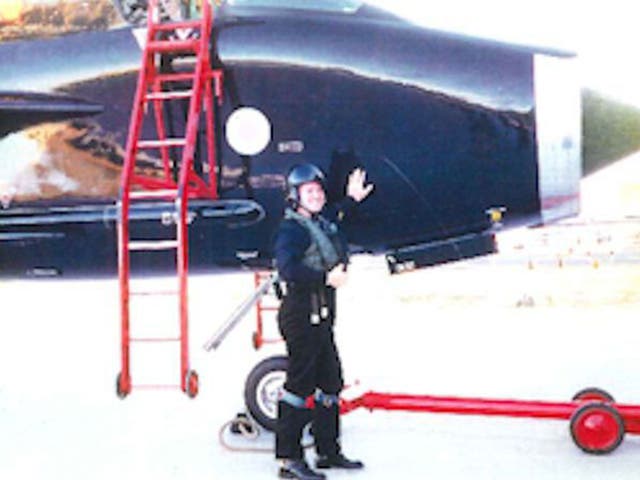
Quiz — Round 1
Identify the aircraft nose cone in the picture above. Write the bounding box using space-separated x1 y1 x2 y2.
582 89 640 176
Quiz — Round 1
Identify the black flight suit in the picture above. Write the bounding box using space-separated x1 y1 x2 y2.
273 200 354 461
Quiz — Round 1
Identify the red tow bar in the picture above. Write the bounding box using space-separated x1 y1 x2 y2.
339 388 640 454
244 357 640 454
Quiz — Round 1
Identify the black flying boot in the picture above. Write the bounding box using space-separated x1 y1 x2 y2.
279 459 327 480
313 396 364 470
316 451 364 470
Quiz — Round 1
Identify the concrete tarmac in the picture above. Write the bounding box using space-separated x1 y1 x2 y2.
1 244 640 479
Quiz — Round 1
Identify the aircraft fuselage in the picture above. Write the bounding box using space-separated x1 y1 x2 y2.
0 2 581 277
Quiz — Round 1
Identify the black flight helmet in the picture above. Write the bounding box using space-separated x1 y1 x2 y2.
285 163 326 206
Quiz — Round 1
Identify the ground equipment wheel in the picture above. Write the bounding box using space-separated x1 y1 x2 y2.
185 370 199 398
244 355 288 431
116 372 130 399
570 401 624 454
572 387 615 403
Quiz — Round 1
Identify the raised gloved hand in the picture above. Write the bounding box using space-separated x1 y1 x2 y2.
347 168 374 203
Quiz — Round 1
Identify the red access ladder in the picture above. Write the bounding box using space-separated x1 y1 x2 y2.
116 0 223 398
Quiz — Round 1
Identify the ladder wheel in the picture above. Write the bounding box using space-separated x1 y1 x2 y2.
572 387 615 403
186 370 199 398
116 372 131 399
570 401 624 454
252 331 261 350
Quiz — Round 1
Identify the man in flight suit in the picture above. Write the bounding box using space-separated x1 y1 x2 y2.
274 163 373 480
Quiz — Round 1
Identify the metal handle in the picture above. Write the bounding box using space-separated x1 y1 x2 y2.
203 271 279 351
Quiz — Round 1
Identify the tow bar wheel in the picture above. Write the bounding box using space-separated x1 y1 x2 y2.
572 387 615 403
570 401 625 454
244 355 288 432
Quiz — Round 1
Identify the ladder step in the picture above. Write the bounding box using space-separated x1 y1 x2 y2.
151 19 202 32
132 384 181 391
129 189 178 200
130 289 179 297
129 240 179 251
131 337 181 343
147 39 200 53
156 72 196 83
145 90 194 101
259 306 280 312
137 139 186 149
171 57 197 69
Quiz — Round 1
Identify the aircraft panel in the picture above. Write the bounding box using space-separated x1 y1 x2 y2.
534 54 582 224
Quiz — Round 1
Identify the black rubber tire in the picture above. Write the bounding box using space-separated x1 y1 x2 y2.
244 355 288 431
572 387 615 403
569 401 625 454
